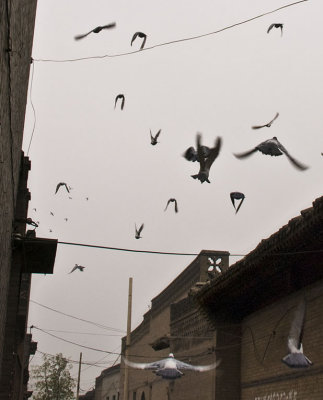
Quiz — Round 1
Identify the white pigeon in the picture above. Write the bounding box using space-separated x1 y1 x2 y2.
281 298 313 368
124 353 219 380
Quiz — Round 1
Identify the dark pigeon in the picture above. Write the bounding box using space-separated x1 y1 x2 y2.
74 23 116 40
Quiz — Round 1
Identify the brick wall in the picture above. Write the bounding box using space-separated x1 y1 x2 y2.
0 0 37 380
241 279 323 400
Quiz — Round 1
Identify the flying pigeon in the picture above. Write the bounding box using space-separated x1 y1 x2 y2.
131 32 147 50
183 145 211 162
50 212 54 216
115 94 125 110
74 23 116 40
150 129 161 145
191 134 222 183
252 112 279 130
55 182 70 194
230 192 245 214
164 198 178 213
282 299 312 368
124 353 219 380
32 208 36 212
233 137 309 170
135 223 144 239
68 264 85 274
64 218 68 222
267 23 283 36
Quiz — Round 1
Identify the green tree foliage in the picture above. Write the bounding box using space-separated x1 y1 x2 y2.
32 353 75 400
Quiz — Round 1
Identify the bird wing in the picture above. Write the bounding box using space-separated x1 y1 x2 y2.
183 147 197 162
230 193 236 209
235 196 245 214
101 23 116 30
63 183 70 193
252 123 266 130
164 199 171 211
138 224 144 234
288 298 306 353
123 357 163 370
269 112 279 125
233 147 258 159
55 183 62 194
69 266 78 274
131 32 139 46
196 134 206 170
155 129 161 139
175 359 220 372
121 96 125 110
267 24 275 33
150 130 153 140
205 137 222 169
140 34 147 49
74 31 91 40
277 142 309 171
174 200 178 213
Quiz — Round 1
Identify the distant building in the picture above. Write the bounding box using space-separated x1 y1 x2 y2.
80 389 96 400
95 364 120 400
119 250 229 400
195 196 323 400
0 0 57 398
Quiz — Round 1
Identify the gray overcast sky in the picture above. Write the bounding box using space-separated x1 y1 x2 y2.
22 0 322 393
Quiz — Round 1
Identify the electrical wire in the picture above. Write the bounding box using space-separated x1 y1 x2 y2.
30 299 125 333
32 0 308 64
33 328 123 337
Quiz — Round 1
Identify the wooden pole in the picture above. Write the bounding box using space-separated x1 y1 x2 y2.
76 352 82 400
123 277 133 400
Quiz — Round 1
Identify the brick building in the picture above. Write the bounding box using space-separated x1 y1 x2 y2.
0 0 57 398
119 250 229 400
94 364 120 400
195 196 323 400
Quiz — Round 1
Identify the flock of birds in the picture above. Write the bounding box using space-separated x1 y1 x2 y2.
30 18 315 379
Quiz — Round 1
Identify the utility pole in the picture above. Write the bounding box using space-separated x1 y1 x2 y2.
76 352 82 400
123 277 133 400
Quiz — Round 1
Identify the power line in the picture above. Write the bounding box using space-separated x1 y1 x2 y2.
32 0 308 64
30 300 125 333
33 328 123 337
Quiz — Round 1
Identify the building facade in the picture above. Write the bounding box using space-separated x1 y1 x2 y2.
95 364 120 400
196 196 323 400
0 1 57 398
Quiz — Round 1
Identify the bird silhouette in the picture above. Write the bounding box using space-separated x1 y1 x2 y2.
230 192 245 214
55 182 70 194
252 112 279 129
135 223 144 239
150 129 161 145
50 212 54 216
74 23 116 40
124 353 219 380
164 198 178 213
183 145 210 162
32 208 36 212
64 218 68 222
131 32 147 50
282 298 312 368
267 23 283 36
69 264 85 274
191 134 222 183
233 137 308 170
114 94 125 110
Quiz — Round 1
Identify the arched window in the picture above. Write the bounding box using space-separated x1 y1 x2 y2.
140 392 145 400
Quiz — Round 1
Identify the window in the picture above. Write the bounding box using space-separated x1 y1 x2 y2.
133 391 137 400
141 392 146 400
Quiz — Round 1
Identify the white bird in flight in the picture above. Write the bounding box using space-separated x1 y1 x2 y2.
281 298 312 368
124 353 219 380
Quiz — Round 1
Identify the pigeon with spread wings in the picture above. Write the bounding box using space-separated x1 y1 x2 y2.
124 353 219 380
252 112 279 130
267 23 283 36
150 129 161 146
230 192 245 214
183 145 210 162
74 23 116 40
233 137 308 171
282 298 312 368
55 182 70 194
135 223 144 239
68 264 85 274
191 134 222 183
131 32 147 50
114 94 125 110
164 198 178 213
